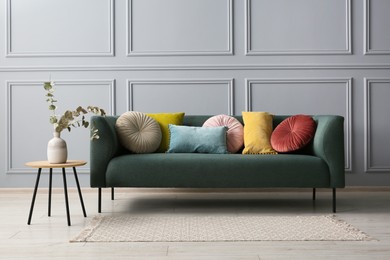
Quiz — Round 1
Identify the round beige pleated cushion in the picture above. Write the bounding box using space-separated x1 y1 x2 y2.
115 111 162 153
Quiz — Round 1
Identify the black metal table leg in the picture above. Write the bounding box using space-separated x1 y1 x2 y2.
72 167 87 217
48 168 53 217
27 168 42 225
62 168 71 226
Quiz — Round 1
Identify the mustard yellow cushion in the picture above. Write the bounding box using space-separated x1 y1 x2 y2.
242 112 277 155
146 112 185 152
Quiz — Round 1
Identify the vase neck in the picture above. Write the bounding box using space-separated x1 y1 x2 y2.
53 132 61 138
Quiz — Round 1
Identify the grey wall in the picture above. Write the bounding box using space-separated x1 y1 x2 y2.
1 0 390 188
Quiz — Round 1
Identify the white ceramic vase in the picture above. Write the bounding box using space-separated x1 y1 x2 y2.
47 132 68 164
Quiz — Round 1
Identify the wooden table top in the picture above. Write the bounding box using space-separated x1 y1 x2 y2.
25 160 87 169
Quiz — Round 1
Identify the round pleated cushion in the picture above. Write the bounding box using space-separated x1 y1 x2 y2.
115 111 162 153
203 114 244 153
271 114 316 153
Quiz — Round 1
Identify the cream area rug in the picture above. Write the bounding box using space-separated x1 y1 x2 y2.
71 215 372 242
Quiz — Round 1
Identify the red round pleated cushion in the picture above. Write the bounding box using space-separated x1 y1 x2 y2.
271 115 316 153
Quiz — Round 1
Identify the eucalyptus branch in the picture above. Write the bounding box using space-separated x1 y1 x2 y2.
44 82 106 140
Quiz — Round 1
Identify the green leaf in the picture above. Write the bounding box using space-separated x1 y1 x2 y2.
64 110 73 119
49 116 58 124
43 82 52 91
76 106 88 114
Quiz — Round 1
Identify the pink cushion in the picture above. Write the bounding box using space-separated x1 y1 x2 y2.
271 115 316 153
203 114 244 153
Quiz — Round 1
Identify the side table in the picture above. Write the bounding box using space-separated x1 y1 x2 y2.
26 160 87 226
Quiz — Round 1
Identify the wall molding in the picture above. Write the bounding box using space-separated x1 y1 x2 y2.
364 0 390 55
6 80 116 174
2 64 390 72
364 78 390 172
126 0 233 56
245 0 351 55
6 0 115 57
127 79 234 115
245 78 352 171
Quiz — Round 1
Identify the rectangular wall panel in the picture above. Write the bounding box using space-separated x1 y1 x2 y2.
246 0 351 55
6 80 115 173
127 79 233 115
127 0 232 56
364 0 390 54
6 0 114 57
364 78 390 172
245 78 352 171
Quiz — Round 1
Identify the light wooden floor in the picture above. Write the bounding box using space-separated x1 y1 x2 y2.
1 187 389 260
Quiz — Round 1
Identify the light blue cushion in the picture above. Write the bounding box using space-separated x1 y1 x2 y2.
167 125 228 154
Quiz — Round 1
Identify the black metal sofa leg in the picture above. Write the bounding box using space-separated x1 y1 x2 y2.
97 188 114 213
98 188 102 213
314 188 336 213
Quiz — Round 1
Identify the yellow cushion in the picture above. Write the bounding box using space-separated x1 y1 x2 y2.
242 112 277 155
146 112 185 152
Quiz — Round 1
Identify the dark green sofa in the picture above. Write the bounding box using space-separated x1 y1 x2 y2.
90 115 345 213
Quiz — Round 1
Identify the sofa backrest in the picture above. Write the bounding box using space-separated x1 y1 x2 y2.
96 114 316 156
182 115 289 129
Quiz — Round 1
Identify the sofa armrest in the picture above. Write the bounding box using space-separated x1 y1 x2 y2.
90 116 121 187
312 115 345 188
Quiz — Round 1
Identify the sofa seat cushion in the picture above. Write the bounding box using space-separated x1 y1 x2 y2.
106 153 330 188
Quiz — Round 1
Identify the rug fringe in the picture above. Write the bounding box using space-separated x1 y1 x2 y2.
70 215 104 242
327 215 376 241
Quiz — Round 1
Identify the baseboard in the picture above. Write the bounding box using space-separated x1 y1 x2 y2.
1 186 390 194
